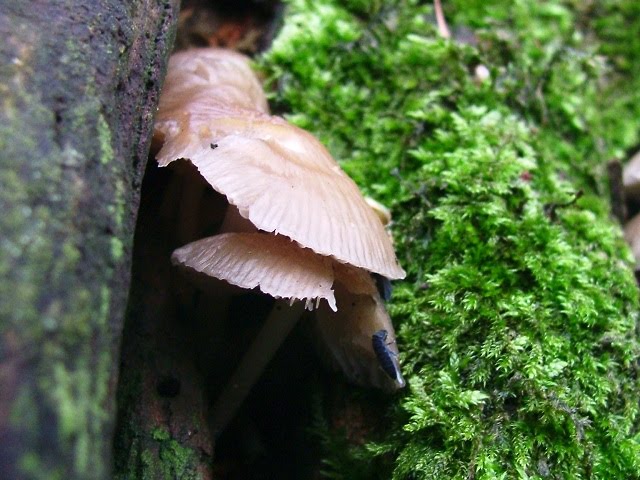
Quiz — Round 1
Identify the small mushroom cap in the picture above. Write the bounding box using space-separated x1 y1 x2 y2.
172 232 337 311
365 196 392 226
162 48 268 113
155 48 405 280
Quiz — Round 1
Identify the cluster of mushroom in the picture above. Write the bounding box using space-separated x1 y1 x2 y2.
154 48 406 435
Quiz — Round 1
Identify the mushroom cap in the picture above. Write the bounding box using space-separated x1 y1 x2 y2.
162 48 268 113
155 48 405 280
172 232 338 311
365 196 392 226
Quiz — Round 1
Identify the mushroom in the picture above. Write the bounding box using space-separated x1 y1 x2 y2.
155 49 404 280
172 232 336 434
154 48 406 435
622 152 640 270
434 0 451 39
365 196 392 227
172 232 338 312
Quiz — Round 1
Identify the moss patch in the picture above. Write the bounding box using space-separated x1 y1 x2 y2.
150 428 200 480
261 0 640 477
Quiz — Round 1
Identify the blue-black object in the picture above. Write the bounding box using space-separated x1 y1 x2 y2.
372 329 402 383
372 273 393 302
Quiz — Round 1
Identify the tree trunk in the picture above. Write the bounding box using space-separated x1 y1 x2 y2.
0 1 179 479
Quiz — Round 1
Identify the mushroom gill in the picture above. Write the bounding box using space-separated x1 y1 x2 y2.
172 232 337 312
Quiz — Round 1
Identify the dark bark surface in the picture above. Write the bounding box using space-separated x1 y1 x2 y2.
113 164 217 479
0 1 179 478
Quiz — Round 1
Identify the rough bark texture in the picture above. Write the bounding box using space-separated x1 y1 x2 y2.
0 1 179 479
113 164 217 479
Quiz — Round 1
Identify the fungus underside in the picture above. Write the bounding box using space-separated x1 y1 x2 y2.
260 0 640 477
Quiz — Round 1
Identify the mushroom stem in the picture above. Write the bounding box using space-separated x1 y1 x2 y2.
210 299 305 437
434 0 451 39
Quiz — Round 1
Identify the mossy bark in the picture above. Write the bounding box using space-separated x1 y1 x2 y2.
0 1 179 479
113 164 216 479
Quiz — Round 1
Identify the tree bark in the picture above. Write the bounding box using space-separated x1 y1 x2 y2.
0 1 179 479
113 164 217 479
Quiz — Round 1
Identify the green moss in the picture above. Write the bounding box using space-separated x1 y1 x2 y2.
150 428 200 480
97 113 127 231
115 410 202 478
98 114 115 165
111 237 124 262
261 0 640 477
139 449 155 480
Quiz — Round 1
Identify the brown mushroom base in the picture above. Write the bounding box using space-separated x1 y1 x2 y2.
312 281 406 392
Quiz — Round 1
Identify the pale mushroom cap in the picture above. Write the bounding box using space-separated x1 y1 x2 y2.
162 48 268 113
365 196 392 226
172 232 337 311
156 47 405 280
154 48 269 150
